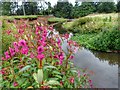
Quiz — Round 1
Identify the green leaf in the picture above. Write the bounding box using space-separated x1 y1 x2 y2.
46 80 60 86
52 71 61 75
37 69 43 84
19 65 31 72
43 65 57 70
33 73 39 83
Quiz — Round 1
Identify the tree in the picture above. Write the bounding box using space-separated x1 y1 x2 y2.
73 2 96 18
1 2 12 15
44 2 53 15
16 2 39 15
53 0 73 18
97 2 116 13
117 1 120 12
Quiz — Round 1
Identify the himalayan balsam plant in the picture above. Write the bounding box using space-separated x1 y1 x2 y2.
0 20 93 88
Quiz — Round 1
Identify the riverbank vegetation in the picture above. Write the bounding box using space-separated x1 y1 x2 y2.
63 13 120 52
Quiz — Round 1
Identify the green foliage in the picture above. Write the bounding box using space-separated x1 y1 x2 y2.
48 17 67 23
53 1 73 18
72 27 120 51
97 2 116 13
1 2 16 15
117 1 120 12
16 2 39 15
72 2 96 18
88 28 120 51
63 15 117 34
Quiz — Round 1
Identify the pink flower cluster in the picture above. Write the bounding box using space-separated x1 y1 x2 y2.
2 39 29 60
36 26 48 61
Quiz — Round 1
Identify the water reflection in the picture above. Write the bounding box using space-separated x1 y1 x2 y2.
73 47 118 88
91 50 119 66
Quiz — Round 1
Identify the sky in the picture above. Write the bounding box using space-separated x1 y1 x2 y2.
18 0 118 6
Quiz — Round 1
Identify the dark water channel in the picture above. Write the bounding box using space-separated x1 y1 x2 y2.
62 40 119 88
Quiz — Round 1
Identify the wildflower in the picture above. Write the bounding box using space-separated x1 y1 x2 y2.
4 51 10 59
13 82 18 87
70 55 74 59
13 42 19 52
19 40 27 47
69 77 74 84
6 30 11 35
9 47 15 56
37 46 44 54
18 29 24 34
1 57 6 61
37 54 45 61
35 27 40 35
0 69 5 75
57 38 61 45
21 47 29 55
30 52 34 58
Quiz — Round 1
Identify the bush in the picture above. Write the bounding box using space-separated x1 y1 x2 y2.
87 27 120 51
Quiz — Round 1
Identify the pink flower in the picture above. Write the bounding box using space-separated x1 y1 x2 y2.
0 69 5 75
21 47 29 55
41 36 46 42
13 82 18 87
69 77 74 84
57 38 61 45
9 47 15 56
18 29 24 34
4 51 10 59
37 54 45 61
37 46 44 54
1 57 6 61
30 52 34 58
6 30 11 35
70 55 74 59
13 42 19 52
35 27 40 35
18 40 27 47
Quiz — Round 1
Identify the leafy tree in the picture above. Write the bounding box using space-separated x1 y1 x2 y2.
117 1 120 12
79 2 96 17
53 0 73 18
42 2 53 15
16 2 39 15
1 2 16 15
97 2 116 13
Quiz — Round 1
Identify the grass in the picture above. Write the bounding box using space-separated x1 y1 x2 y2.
0 15 43 20
48 17 67 23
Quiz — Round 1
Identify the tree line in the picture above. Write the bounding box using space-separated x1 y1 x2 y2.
1 0 120 18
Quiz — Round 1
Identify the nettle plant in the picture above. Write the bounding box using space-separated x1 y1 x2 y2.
1 20 93 88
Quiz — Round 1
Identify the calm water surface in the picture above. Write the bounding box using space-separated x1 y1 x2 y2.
73 47 119 88
62 41 119 88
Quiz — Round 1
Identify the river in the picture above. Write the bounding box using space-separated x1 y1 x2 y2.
62 40 119 88
73 47 119 88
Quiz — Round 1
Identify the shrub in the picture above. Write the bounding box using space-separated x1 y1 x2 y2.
88 27 120 51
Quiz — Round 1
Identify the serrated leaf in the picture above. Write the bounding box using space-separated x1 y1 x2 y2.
37 69 43 84
19 65 31 72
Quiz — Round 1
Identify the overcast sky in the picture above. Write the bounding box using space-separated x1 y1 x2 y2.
18 0 118 6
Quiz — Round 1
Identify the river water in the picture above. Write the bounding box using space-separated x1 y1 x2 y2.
73 47 119 88
62 40 119 88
